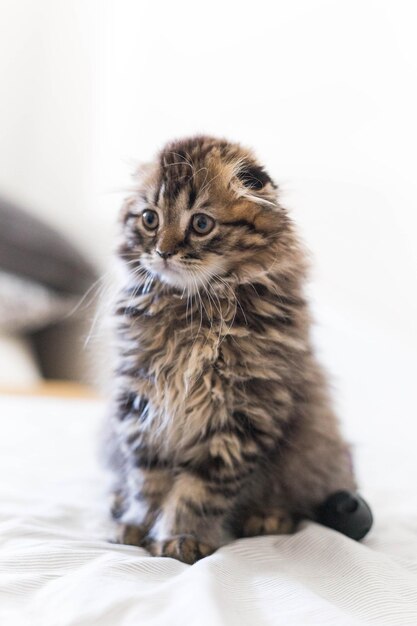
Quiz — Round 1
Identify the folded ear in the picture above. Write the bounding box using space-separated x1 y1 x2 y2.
236 162 276 190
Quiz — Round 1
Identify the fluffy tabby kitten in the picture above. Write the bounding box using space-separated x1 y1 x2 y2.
106 135 357 564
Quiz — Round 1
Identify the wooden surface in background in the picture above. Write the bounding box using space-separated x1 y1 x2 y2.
0 380 99 398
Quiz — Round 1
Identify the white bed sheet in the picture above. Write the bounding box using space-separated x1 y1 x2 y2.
0 395 416 626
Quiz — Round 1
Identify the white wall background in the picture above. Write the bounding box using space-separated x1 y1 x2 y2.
0 0 416 481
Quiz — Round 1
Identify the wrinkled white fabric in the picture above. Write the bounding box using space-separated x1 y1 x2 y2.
0 396 416 626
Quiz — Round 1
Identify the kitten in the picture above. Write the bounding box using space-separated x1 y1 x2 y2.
106 136 357 564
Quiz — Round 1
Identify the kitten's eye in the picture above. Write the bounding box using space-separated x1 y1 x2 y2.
142 209 159 230
191 213 215 235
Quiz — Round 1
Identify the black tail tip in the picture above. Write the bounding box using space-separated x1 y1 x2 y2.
316 491 373 541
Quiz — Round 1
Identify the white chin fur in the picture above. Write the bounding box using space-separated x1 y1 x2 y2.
157 268 199 291
142 261 206 293
141 255 225 293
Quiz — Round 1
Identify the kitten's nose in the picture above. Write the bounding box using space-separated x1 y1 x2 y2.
156 249 174 260
156 229 179 259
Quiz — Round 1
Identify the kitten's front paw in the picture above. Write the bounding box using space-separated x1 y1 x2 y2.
146 535 215 564
116 523 148 547
243 508 295 537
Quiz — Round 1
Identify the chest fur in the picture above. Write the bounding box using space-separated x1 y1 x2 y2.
116 291 235 446
115 283 304 452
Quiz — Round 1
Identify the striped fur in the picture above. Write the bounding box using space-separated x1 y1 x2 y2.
105 136 356 564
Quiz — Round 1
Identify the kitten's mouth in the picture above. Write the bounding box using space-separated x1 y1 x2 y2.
151 259 192 288
142 254 224 292
162 261 180 273
158 260 183 278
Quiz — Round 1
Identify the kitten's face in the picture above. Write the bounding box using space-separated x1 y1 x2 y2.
119 137 286 292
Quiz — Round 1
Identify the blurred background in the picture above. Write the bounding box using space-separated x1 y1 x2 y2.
0 0 416 477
